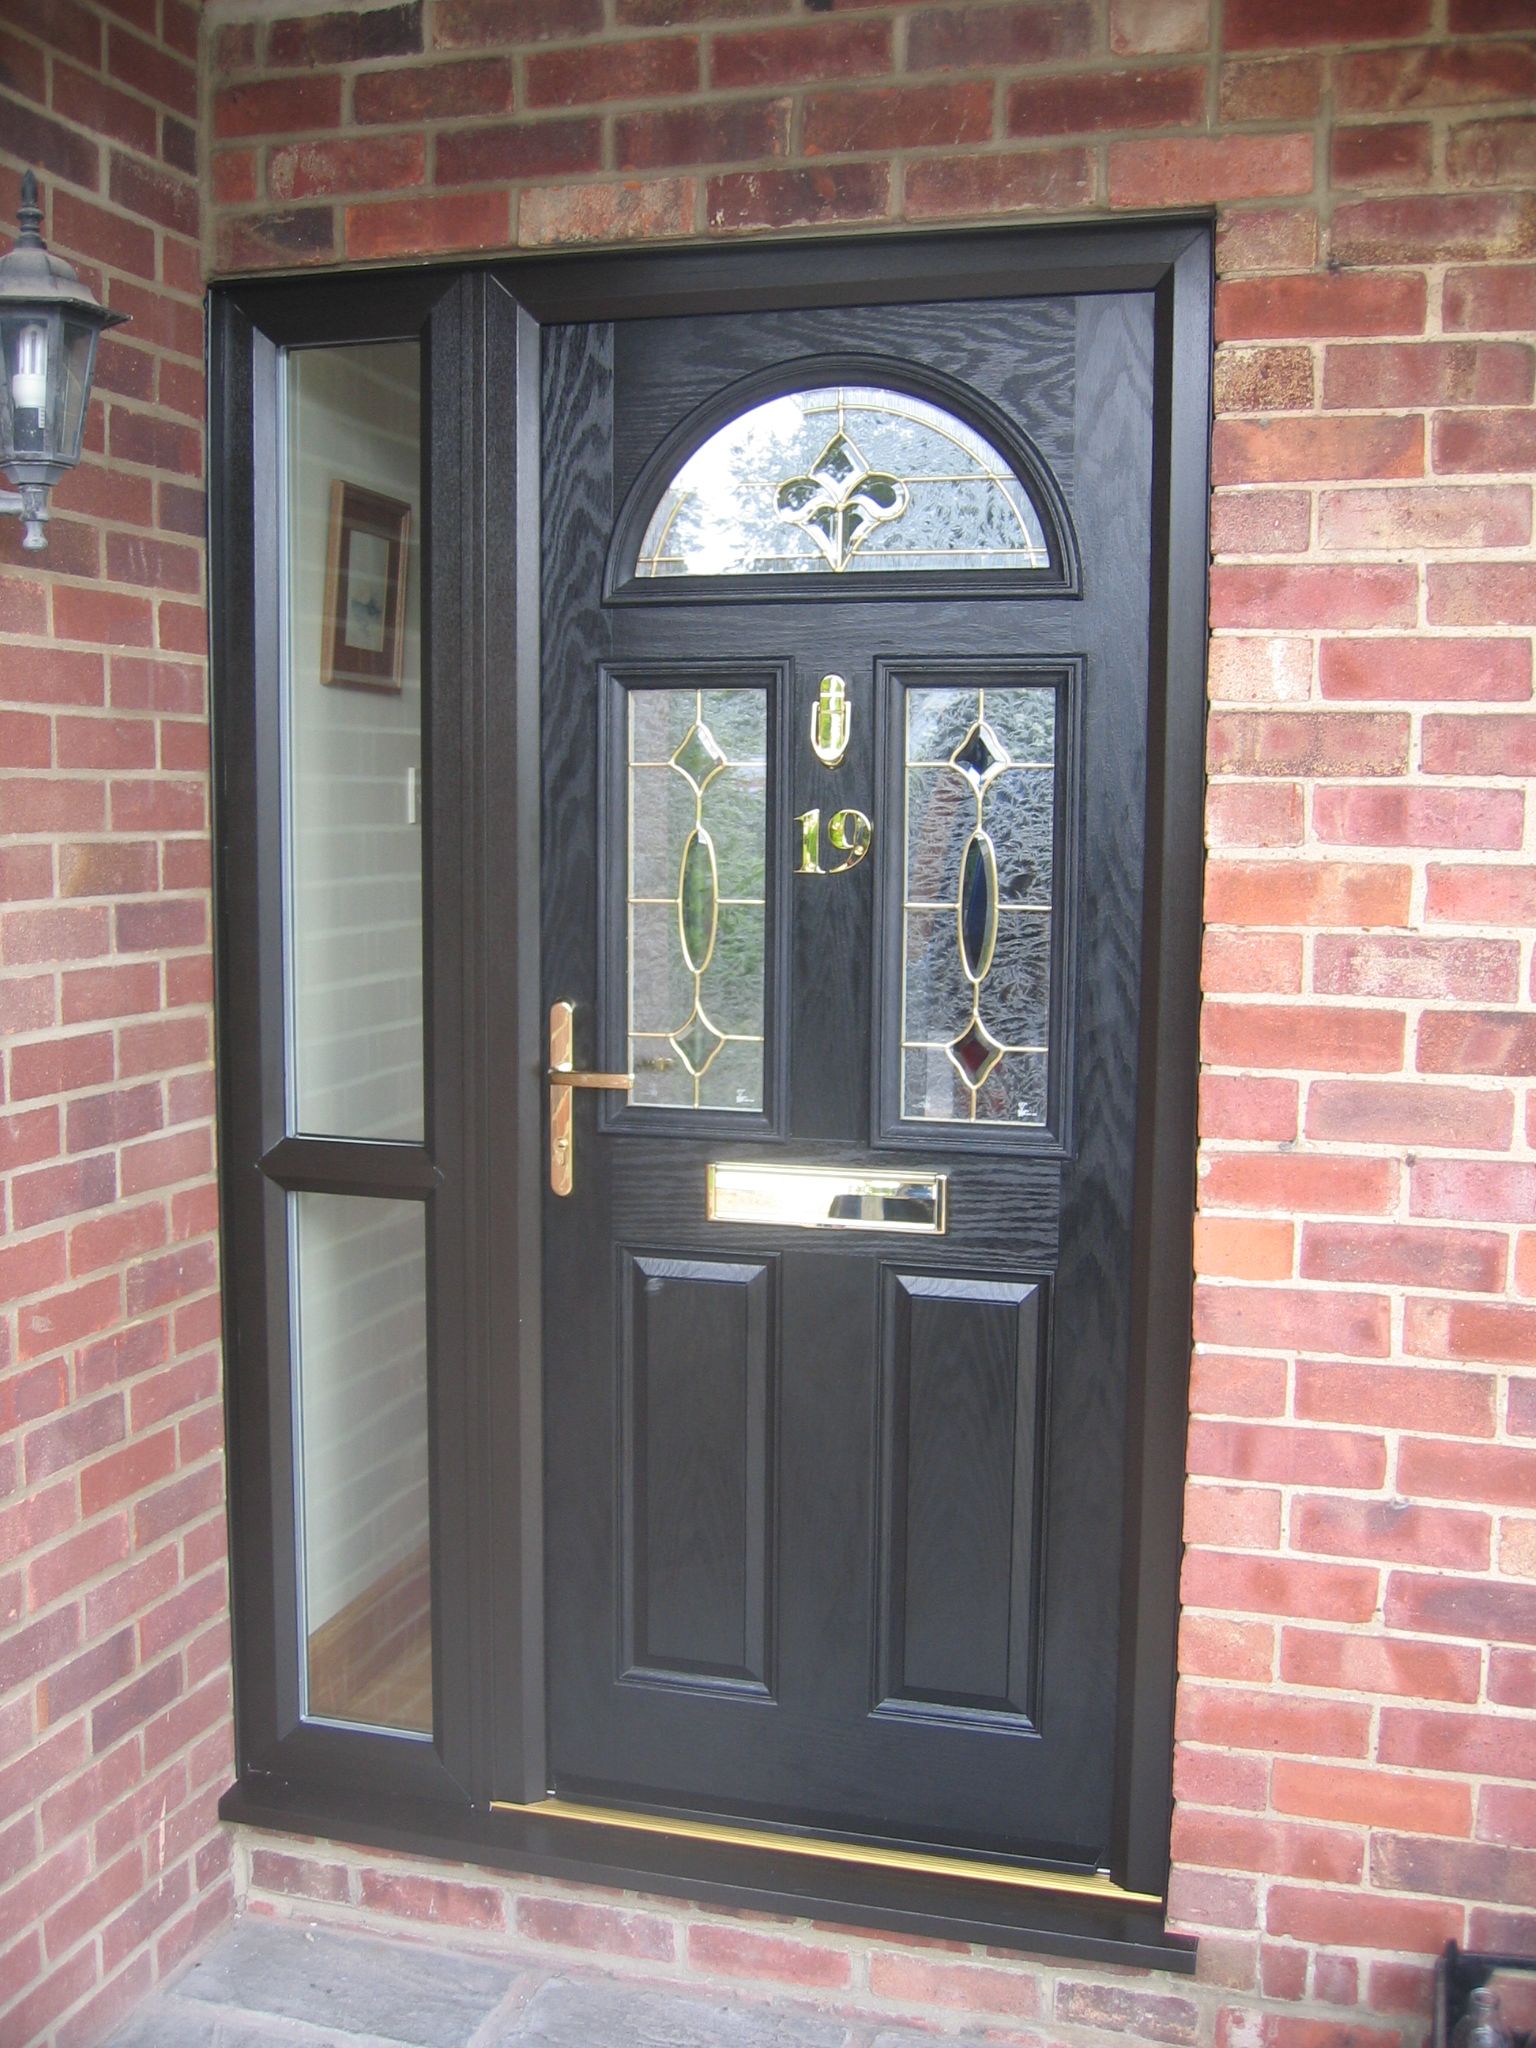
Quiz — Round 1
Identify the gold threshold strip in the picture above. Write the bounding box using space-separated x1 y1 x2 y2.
491 1798 1161 1905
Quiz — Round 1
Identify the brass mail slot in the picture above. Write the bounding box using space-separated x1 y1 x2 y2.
707 1163 947 1235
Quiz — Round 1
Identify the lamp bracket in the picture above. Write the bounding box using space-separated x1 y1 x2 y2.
0 483 50 551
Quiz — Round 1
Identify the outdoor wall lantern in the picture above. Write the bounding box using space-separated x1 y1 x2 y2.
0 170 127 551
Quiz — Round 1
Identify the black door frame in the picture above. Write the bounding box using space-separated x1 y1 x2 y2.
211 218 1210 1971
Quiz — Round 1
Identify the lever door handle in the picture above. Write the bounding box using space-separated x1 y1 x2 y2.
549 1001 632 1195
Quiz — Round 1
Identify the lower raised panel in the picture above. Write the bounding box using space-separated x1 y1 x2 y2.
620 1251 775 1695
876 1268 1043 1725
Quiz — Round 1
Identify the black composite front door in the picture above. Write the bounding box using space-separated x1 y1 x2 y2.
537 287 1158 1874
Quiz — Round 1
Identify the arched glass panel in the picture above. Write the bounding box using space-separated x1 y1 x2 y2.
634 385 1050 578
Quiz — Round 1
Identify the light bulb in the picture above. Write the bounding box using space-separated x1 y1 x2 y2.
11 322 47 414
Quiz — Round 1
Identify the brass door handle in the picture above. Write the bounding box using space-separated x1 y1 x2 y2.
549 1001 632 1196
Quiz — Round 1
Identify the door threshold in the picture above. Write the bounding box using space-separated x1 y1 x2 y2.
491 1797 1161 1905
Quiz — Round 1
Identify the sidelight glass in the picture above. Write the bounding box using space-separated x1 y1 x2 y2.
293 1192 432 1734
628 686 767 1110
634 385 1049 578
284 342 424 1142
902 685 1056 1125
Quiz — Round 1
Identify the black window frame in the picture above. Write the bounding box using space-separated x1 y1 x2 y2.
211 220 1210 1974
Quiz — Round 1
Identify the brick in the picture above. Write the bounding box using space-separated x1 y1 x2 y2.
1430 562 1536 626
41 1631 136 1725
1407 1295 1536 1363
354 57 513 123
434 0 600 39
1374 1835 1536 1910
1320 635 1530 702
1193 1283 1391 1359
1334 193 1536 265
1490 1648 1536 1708
1412 1159 1536 1222
1201 1151 1397 1215
1006 65 1206 137
1277 1761 1482 1843
90 1658 180 1755
1198 1074 1299 1142
904 149 1095 219
1054 1982 1199 2043
1225 0 1429 46
1213 347 1315 413
1166 1866 1258 1931
708 165 889 233
1292 1498 1491 1572
1179 1612 1275 1682
711 20 890 89
58 838 159 893
1433 408 1536 475
514 1895 675 1960
1322 483 1530 552
1214 417 1423 486
1331 122 1433 188
216 208 337 272
1172 1811 1360 1888
1306 1078 1513 1149
907 3 1093 71
805 82 992 155
433 117 601 187
1266 1887 1459 1954
248 1848 350 1903
527 35 697 105
1219 55 1324 123
356 1869 506 1930
267 2 422 65
23 1395 124 1487
1111 134 1315 207
866 1950 1037 2014
1205 859 1410 928
1424 712 1536 778
521 178 695 246
1448 115 1536 189
1212 486 1316 559
1188 1420 1387 1490
1303 1220 1504 1295
269 135 427 201
214 75 343 139
1217 560 1421 630
1174 1744 1271 1811
3 905 109 965
1183 1481 1284 1547
1181 1685 1371 1759
1194 1216 1292 1281
1478 1786 1536 1850
1444 264 1536 333
1338 39 1536 111
109 157 198 242
1204 1003 1404 1076
1398 1438 1536 1511
1202 929 1304 992
1326 340 1533 409
346 191 511 260
0 93 101 190
1418 1009 1536 1075
1385 1571 1536 1645
1220 207 1325 278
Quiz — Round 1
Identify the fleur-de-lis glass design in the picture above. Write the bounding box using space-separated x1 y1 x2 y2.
634 385 1051 579
627 687 768 1111
901 684 1057 1126
775 429 909 572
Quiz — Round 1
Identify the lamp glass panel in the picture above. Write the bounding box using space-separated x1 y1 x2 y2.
0 309 56 462
58 316 97 466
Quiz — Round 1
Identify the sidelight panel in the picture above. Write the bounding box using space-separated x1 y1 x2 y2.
293 1192 432 1735
284 342 424 1143
877 1271 1041 1723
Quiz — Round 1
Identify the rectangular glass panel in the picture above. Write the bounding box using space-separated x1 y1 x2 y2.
285 342 424 1141
294 1193 431 1734
628 685 767 1111
901 684 1055 1126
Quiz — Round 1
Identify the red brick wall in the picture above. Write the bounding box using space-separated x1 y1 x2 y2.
0 6 234 2046
200 0 1536 2032
6 0 1535 2041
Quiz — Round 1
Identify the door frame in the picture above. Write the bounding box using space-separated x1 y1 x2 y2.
211 217 1211 1970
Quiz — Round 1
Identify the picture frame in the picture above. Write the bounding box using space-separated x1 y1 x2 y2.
321 479 411 691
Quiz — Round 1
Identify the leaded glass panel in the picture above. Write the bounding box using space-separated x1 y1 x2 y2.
901 685 1056 1126
635 386 1049 579
629 686 767 1111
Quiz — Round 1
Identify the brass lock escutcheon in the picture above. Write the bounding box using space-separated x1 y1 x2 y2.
548 1000 632 1197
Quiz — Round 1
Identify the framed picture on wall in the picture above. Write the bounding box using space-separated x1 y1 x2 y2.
321 480 411 691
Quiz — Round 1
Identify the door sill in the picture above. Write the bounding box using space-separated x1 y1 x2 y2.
491 1796 1160 1904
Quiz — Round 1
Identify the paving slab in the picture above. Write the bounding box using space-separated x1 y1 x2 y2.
106 2010 396 2048
496 1976 852 2048
126 1921 519 2047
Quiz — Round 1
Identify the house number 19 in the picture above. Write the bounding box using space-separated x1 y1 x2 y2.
795 807 873 875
